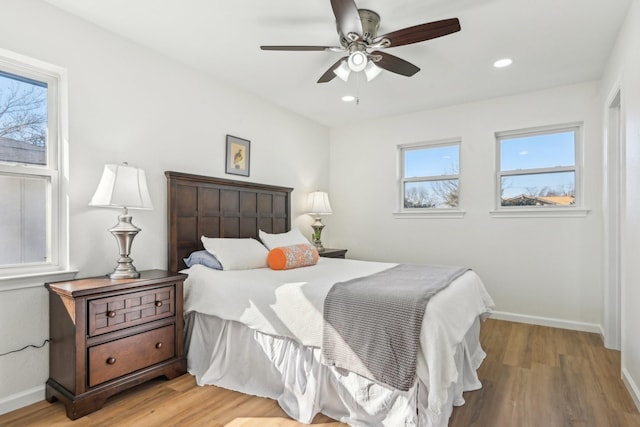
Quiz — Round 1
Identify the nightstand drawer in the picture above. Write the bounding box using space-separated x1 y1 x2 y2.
88 325 175 387
88 285 175 336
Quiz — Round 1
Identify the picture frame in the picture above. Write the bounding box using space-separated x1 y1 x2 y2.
225 135 250 177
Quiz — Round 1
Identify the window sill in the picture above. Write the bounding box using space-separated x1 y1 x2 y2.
393 209 466 219
489 208 590 218
0 269 78 292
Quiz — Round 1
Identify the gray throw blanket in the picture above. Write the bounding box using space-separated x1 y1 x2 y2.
321 264 469 391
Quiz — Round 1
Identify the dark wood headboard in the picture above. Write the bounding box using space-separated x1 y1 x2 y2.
166 171 293 272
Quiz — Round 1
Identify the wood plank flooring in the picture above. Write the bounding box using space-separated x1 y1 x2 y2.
449 319 640 427
1 319 638 426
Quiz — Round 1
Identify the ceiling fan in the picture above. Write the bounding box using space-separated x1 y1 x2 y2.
260 0 461 83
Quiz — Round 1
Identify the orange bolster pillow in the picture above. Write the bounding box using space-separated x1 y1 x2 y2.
267 244 319 270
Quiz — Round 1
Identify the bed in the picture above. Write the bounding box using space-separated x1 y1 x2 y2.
165 171 495 426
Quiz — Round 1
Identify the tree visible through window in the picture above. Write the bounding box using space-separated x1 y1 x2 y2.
497 124 579 208
0 65 54 269
0 73 47 151
400 141 460 209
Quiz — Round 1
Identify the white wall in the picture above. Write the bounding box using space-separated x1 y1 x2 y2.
329 82 604 331
600 0 640 409
0 0 329 412
1 0 634 416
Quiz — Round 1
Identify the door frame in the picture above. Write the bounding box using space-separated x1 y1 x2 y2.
603 84 623 350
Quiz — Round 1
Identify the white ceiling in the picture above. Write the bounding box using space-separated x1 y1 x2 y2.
43 0 631 127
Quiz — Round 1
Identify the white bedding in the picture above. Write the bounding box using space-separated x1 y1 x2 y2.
182 257 495 419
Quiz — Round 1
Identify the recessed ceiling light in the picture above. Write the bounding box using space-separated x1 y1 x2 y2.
342 95 356 102
493 58 513 68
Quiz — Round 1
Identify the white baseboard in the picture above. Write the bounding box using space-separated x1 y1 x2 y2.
623 367 640 412
490 310 603 335
0 385 44 416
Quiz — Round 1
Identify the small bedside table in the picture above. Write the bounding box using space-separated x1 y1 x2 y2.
319 248 348 259
45 270 187 420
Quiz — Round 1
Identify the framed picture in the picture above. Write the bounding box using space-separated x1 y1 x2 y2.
225 135 250 177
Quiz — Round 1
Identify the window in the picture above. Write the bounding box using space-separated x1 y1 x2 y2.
399 140 460 210
0 51 64 277
496 123 580 209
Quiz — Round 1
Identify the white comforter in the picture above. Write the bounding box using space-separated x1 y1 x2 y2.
182 257 494 415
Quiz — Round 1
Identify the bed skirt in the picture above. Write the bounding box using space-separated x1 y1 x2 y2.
184 312 486 426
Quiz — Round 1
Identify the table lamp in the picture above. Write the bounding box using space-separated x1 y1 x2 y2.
89 163 152 279
305 191 332 252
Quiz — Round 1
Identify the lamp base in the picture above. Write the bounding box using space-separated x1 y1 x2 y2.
108 209 142 279
109 269 140 280
311 218 326 253
108 257 140 279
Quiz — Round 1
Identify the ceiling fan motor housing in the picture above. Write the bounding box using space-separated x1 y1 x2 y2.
339 9 381 46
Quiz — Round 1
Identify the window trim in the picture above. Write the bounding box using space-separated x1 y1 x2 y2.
494 122 584 213
396 138 463 216
0 48 69 280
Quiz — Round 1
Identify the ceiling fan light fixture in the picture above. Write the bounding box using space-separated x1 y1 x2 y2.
364 60 382 81
333 61 351 82
348 51 368 72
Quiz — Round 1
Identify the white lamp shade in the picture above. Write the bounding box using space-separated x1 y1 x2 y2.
89 163 153 209
306 191 332 215
364 61 382 82
347 51 367 72
333 60 351 82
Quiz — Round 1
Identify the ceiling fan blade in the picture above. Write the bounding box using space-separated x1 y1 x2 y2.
371 51 420 77
330 0 363 38
374 18 460 48
317 57 347 83
261 45 338 51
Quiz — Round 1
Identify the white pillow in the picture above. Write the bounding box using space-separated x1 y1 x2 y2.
259 228 310 250
201 237 268 270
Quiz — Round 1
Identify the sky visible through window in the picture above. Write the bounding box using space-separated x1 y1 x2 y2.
404 132 576 202
404 144 459 178
0 70 48 164
0 69 49 266
501 132 575 170
500 131 575 199
403 144 460 208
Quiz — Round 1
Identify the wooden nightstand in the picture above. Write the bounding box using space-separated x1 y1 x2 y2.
45 270 187 420
319 248 348 259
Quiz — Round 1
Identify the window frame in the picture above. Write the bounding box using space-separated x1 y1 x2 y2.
493 122 587 216
0 48 69 280
397 138 463 217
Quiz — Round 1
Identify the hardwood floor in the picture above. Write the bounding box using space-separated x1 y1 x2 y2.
1 319 639 426
450 319 640 426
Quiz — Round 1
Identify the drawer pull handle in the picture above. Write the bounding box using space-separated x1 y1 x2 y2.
155 342 163 349
107 311 117 318
155 301 163 307
106 357 117 365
